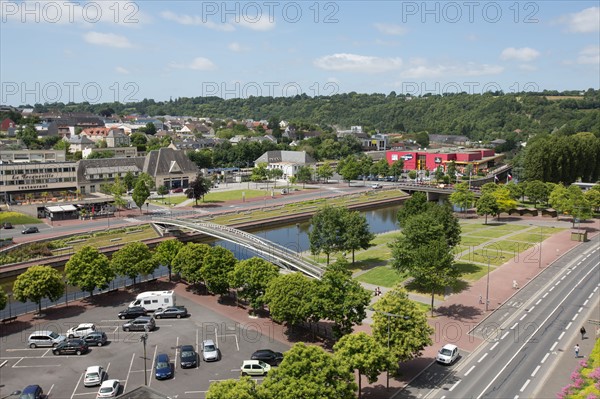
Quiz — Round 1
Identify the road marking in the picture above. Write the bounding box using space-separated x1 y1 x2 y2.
550 342 558 351
561 275 566 281
559 332 565 340
475 264 598 399
531 365 541 377
501 331 510 340
520 379 531 392
535 299 542 305
542 292 548 298
584 299 589 306
70 371 84 399
478 353 488 363
555 280 561 286
0 360 6 368
519 314 527 321
566 321 573 330
174 336 179 370
541 353 550 364
594 287 598 293
514 396 519 399
449 380 461 392
5 348 49 352
572 313 579 321
47 384 55 397
510 323 518 330
549 286 555 292
566 270 572 275
148 345 158 387
123 352 136 394
590 293 596 299
490 342 499 351
578 307 583 313
465 365 476 376
529 306 535 312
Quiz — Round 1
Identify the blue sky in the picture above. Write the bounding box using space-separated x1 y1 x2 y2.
1 1 599 105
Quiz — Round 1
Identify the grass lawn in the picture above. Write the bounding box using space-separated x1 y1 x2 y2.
459 224 492 233
460 250 509 266
355 266 405 287
454 262 487 281
459 236 491 247
483 240 535 258
0 211 42 225
509 231 558 243
467 228 525 239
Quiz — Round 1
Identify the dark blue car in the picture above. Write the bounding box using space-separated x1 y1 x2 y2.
20 385 43 399
154 353 172 380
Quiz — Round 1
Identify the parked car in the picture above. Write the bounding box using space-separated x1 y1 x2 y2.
84 365 107 387
436 344 459 365
154 353 173 379
154 306 188 319
27 330 66 348
19 385 43 399
171 187 183 193
250 349 284 366
179 345 198 369
67 323 96 339
2 222 13 229
122 316 155 332
83 331 108 347
96 379 120 398
240 360 271 376
371 183 382 189
202 339 221 362
21 226 39 234
118 306 147 320
52 339 89 356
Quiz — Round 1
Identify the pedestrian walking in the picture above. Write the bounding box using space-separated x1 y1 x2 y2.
580 326 586 339
574 344 580 358
479 294 483 304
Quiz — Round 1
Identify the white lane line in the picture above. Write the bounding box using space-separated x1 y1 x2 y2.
529 306 536 312
559 332 565 340
566 321 573 330
541 353 550 364
550 342 558 351
561 275 566 281
566 270 572 275
478 353 488 363
476 264 598 399
584 299 589 306
490 342 499 351
594 287 599 293
175 336 179 370
531 365 541 377
465 365 476 376
572 313 579 321
0 360 6 368
550 286 555 291
514 396 519 399
449 380 461 392
510 323 519 330
501 331 510 340
535 299 542 305
148 345 158 387
520 314 527 321
520 379 531 392
578 307 584 313
543 292 548 298
123 352 135 394
47 385 55 397
556 280 561 285
590 293 596 299
70 372 84 399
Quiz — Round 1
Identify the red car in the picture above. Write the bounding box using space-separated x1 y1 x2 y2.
171 187 183 193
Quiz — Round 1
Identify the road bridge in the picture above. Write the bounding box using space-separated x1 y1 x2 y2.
152 217 324 279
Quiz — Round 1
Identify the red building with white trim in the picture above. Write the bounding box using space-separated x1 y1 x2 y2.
386 148 504 174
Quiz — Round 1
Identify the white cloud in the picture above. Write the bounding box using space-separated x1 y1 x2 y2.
83 32 132 48
168 57 217 71
160 11 235 31
518 64 537 72
115 66 130 74
237 16 275 31
559 7 600 33
374 23 407 36
401 63 504 78
500 47 541 62
228 42 249 52
314 53 403 73
577 45 600 65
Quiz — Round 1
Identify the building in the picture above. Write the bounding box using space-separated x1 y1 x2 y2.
254 150 316 179
0 149 66 163
144 147 200 190
386 148 504 174
68 135 96 153
82 147 138 159
0 160 77 203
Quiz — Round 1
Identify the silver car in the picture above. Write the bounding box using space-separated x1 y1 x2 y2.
202 339 220 362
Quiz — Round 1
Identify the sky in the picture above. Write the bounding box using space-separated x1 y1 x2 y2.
1 1 599 105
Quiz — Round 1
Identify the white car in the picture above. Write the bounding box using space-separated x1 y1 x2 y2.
240 360 271 376
436 344 459 365
67 323 96 339
202 339 221 362
84 365 107 387
96 379 120 398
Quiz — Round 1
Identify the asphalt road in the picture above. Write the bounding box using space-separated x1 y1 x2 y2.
409 238 600 399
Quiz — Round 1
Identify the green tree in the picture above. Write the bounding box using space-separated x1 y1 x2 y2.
309 206 345 264
111 176 128 213
476 192 500 224
449 182 475 212
371 286 433 362
505 181 523 200
251 163 268 186
415 131 429 147
229 257 280 314
295 166 313 187
200 246 237 296
584 186 600 212
172 243 211 285
337 155 361 184
343 211 375 264
397 191 428 226
65 246 114 297
259 342 357 399
264 273 317 329
110 242 155 285
267 168 284 188
524 180 548 208
0 286 7 311
123 171 135 191
186 173 212 206
446 161 457 182
492 186 517 220
481 182 499 195
153 239 184 281
408 170 417 180
132 179 150 214
316 162 334 183
206 377 259 399
334 332 396 399
136 172 156 191
315 258 371 339
12 265 64 315
157 185 169 201
389 159 404 180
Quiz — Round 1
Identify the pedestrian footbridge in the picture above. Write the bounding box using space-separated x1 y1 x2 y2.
151 218 324 279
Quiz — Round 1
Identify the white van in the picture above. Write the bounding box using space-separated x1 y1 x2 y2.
129 291 176 311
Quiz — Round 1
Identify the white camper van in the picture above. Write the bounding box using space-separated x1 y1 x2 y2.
129 291 176 311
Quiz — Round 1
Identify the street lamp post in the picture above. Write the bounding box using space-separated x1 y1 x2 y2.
140 333 148 386
296 223 300 254
145 202 149 215
538 226 542 269
7 293 12 318
485 256 491 311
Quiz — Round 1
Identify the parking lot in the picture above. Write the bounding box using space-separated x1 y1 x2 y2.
0 293 289 398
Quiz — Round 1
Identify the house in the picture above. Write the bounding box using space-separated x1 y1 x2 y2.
34 121 59 138
105 129 130 148
82 147 138 159
68 135 96 153
144 147 200 190
254 150 316 179
0 118 16 131
80 127 112 143
489 139 507 148
429 134 471 146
